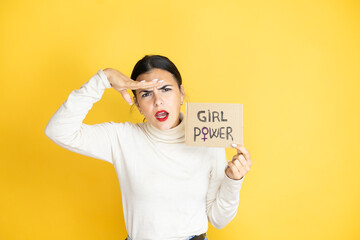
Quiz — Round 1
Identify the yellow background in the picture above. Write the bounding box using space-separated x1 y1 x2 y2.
1 0 359 239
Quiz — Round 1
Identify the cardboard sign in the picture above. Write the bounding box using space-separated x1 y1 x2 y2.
185 103 243 148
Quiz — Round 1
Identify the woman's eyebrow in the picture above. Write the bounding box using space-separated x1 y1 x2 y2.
158 84 173 90
139 89 152 94
138 84 173 94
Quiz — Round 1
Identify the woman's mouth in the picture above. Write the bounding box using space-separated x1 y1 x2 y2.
155 110 169 122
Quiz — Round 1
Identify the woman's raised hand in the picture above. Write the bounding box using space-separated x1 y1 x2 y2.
225 144 253 180
103 68 162 105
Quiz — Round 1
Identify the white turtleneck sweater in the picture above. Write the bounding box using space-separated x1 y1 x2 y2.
45 70 244 240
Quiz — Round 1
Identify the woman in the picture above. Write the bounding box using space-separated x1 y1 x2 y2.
45 55 252 240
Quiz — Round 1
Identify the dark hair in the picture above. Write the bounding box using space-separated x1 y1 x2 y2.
131 55 182 97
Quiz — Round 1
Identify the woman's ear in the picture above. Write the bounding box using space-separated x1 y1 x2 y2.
180 85 185 104
133 96 142 114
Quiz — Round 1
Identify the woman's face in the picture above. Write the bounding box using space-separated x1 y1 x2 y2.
134 68 184 130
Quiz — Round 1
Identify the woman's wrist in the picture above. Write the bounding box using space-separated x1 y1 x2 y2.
102 68 113 84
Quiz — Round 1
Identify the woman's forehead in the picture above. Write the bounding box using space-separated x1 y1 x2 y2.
136 68 175 82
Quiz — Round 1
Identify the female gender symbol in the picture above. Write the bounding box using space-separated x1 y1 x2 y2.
201 127 209 141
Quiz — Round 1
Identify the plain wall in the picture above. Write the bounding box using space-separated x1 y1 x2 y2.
0 0 359 239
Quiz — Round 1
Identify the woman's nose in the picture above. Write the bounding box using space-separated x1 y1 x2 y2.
153 92 163 106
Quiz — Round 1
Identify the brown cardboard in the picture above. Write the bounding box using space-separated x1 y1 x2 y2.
185 103 243 148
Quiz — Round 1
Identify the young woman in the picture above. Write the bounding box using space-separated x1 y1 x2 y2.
45 55 252 240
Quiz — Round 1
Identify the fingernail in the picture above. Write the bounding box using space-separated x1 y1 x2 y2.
127 97 133 105
231 143 237 147
158 80 164 83
140 80 146 83
152 78 159 82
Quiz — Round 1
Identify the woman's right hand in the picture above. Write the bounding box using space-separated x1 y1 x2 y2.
103 68 162 105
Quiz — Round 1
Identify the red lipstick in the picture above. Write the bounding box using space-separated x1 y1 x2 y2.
155 110 169 122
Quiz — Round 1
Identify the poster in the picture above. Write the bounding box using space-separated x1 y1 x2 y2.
185 103 243 148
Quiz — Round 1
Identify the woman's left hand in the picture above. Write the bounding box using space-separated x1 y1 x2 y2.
225 144 253 180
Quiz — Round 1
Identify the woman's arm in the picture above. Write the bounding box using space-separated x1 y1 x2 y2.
45 70 117 164
45 69 161 164
206 145 252 229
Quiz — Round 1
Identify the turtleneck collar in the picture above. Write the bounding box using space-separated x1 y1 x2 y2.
137 112 185 144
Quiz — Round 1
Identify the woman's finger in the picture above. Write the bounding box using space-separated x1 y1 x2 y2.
126 79 163 90
228 161 240 176
119 90 133 105
233 156 250 173
237 155 250 171
231 144 252 166
227 161 244 180
233 159 243 171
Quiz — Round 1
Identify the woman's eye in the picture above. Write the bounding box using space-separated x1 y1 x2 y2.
141 92 151 98
163 88 172 92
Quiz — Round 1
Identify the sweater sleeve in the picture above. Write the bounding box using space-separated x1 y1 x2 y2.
45 69 118 164
206 148 245 229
